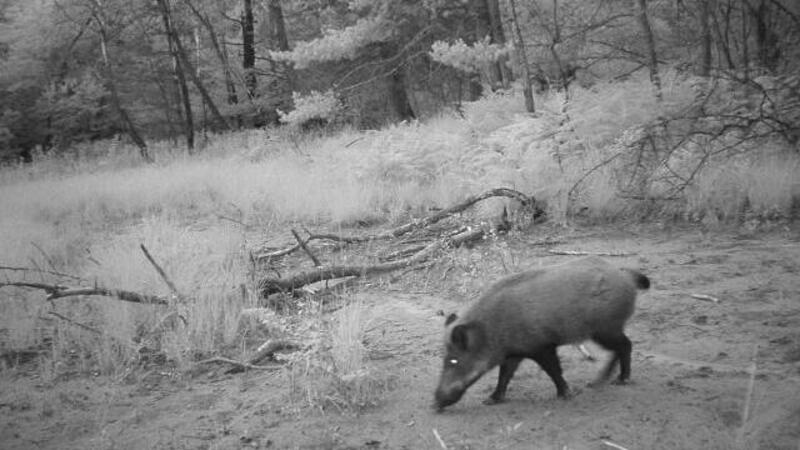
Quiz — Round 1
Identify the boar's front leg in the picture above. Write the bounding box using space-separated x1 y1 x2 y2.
484 356 522 405
532 344 571 399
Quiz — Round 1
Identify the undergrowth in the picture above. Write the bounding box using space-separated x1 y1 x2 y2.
0 70 797 383
285 296 391 412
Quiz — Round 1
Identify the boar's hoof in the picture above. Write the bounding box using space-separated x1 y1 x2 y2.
558 387 578 399
483 395 505 405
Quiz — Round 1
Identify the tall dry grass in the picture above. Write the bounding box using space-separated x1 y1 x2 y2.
1 72 797 377
286 296 391 412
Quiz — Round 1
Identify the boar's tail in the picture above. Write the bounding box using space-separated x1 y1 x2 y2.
622 269 650 290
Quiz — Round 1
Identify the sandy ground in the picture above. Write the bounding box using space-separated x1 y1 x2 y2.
1 225 799 449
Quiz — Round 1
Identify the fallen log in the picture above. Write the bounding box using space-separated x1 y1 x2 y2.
258 226 486 297
0 281 169 305
253 187 540 260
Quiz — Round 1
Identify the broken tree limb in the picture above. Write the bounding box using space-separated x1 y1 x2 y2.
140 244 183 301
253 187 540 260
291 229 321 267
258 225 489 297
0 281 169 305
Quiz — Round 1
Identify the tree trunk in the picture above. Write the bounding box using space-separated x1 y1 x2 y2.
699 0 713 76
157 0 194 151
508 0 534 113
184 0 239 107
636 0 662 100
484 0 512 88
90 2 151 162
243 0 256 99
389 69 416 121
267 0 290 51
749 0 779 72
170 26 229 130
265 0 294 122
161 0 229 133
712 1 735 70
741 1 750 81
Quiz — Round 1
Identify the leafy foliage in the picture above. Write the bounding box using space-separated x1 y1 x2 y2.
429 37 510 73
278 90 343 127
271 16 389 69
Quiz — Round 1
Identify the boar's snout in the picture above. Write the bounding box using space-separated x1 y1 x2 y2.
434 385 465 411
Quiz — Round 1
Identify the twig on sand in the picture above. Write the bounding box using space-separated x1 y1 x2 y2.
195 356 282 371
575 343 596 361
736 345 759 445
690 293 720 304
432 428 448 449
547 250 633 257
601 439 630 450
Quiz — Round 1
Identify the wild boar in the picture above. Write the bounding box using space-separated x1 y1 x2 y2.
434 256 650 410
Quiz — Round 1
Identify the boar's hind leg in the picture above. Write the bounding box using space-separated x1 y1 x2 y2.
485 356 523 404
532 345 571 398
592 332 632 384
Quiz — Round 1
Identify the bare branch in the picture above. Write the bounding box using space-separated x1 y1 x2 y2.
547 250 633 257
0 281 169 305
259 226 487 297
0 265 84 282
140 244 182 301
47 311 102 334
291 229 321 267
256 188 539 261
195 356 282 371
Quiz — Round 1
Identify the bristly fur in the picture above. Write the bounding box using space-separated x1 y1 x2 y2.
434 257 650 410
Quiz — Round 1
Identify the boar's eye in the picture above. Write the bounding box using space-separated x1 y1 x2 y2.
447 358 459 367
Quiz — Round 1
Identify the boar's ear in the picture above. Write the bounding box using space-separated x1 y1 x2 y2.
444 313 458 326
450 323 486 352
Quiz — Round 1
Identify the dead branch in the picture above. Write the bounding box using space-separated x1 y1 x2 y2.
432 428 448 449
0 281 169 305
575 343 596 361
258 243 301 260
249 339 300 365
291 229 321 267
195 356 282 371
30 242 59 274
254 187 539 260
601 440 630 450
140 244 182 301
547 249 634 257
737 345 759 444
258 241 445 296
47 311 102 335
259 226 487 297
0 265 84 282
690 293 721 303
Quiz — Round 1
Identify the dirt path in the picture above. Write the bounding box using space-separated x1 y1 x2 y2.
2 226 799 449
